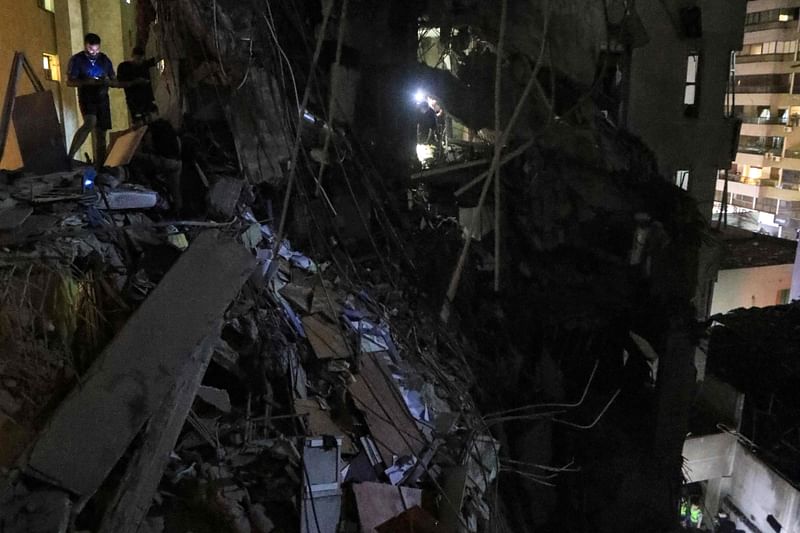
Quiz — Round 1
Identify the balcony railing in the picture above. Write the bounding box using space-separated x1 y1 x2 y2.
723 173 779 188
744 21 797 32
740 116 789 125
736 53 796 63
738 145 783 156
785 149 800 159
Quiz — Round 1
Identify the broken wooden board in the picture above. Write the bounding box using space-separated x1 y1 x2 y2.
303 314 352 360
348 352 427 466
25 231 255 497
105 126 147 168
353 481 422 533
294 398 356 455
11 91 68 175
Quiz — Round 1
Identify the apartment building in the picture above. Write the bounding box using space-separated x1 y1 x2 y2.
0 0 138 170
717 0 800 238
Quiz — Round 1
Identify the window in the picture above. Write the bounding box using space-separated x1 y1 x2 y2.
42 53 60 81
38 0 54 12
777 289 790 305
736 73 791 93
675 170 690 190
745 8 800 26
684 53 700 116
740 40 797 56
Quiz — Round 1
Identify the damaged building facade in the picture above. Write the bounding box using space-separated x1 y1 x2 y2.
0 1 761 532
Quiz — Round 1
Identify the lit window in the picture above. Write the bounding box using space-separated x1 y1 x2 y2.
38 0 54 12
684 53 700 116
675 170 690 190
42 53 60 81
779 13 790 22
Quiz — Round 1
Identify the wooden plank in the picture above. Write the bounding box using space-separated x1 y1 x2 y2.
353 482 422 533
302 314 351 360
105 126 147 168
0 52 23 165
12 91 68 175
25 231 255 496
348 352 426 466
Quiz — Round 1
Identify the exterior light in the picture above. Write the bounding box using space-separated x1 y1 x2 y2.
414 89 426 103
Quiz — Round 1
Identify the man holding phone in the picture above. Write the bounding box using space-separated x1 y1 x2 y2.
66 33 117 168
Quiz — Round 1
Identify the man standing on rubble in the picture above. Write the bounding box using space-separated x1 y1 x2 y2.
117 46 158 125
66 33 117 169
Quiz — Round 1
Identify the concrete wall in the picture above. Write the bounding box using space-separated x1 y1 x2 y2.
628 0 746 218
683 432 736 483
724 444 800 532
683 435 800 531
81 0 137 135
54 0 85 156
710 263 793 315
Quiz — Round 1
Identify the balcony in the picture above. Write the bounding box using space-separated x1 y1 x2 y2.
744 20 797 32
736 52 795 63
717 173 800 201
740 121 791 137
740 116 788 125
737 145 783 156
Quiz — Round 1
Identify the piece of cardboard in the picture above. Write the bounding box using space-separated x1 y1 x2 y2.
105 126 147 167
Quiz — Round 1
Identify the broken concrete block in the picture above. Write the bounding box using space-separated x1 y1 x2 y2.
208 177 243 220
249 503 275 533
280 283 313 313
97 185 159 210
197 385 232 413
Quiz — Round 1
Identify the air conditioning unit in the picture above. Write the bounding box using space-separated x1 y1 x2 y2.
785 126 793 133
775 156 782 162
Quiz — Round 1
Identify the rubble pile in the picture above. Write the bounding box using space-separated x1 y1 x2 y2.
0 166 194 468
0 208 508 532
0 0 722 530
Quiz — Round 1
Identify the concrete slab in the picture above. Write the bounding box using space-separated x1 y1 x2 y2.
25 230 255 496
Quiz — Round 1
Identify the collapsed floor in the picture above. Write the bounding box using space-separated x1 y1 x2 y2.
0 1 718 532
